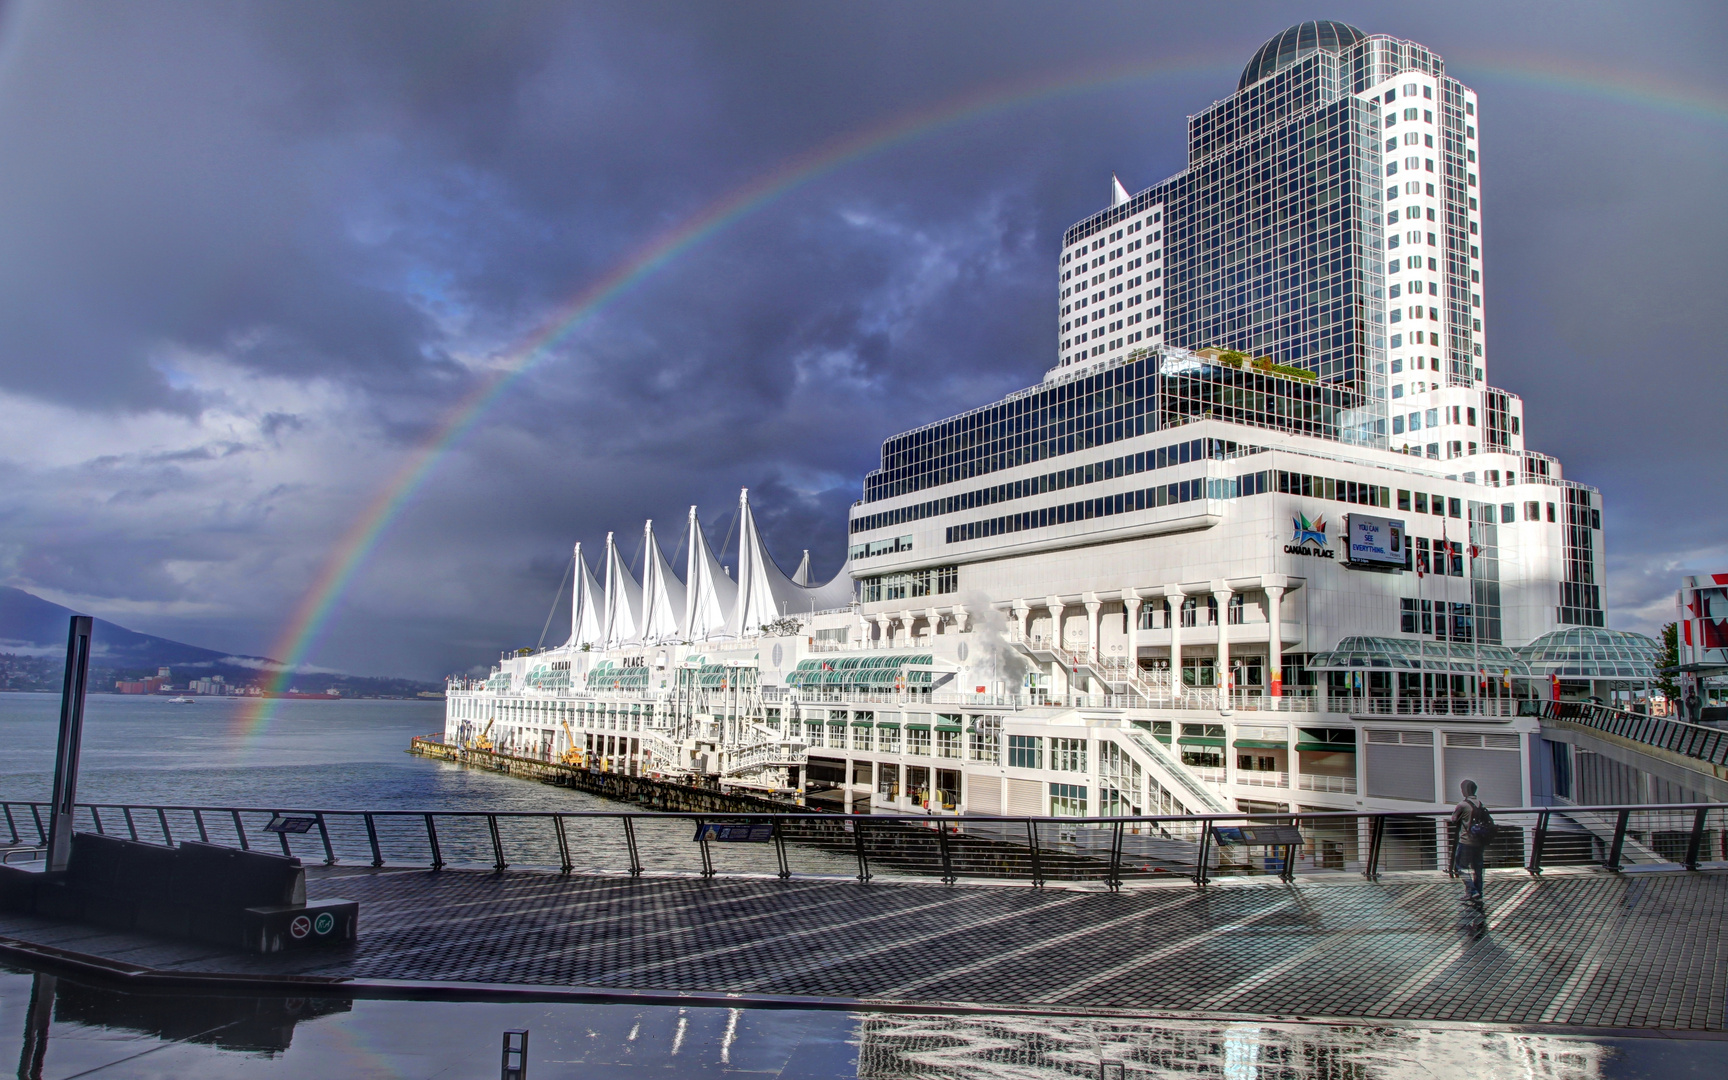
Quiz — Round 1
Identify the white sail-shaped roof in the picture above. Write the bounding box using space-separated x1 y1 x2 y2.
730 488 856 634
639 519 687 643
601 531 644 647
682 505 737 642
791 549 812 585
566 542 604 649
800 556 858 612
732 488 801 636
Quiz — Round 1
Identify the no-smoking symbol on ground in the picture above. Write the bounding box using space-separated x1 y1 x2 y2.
289 915 312 939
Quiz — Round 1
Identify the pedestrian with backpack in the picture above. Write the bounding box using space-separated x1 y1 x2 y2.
1450 779 1493 907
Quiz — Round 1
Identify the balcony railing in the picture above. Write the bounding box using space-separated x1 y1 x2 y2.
1329 695 1520 718
1236 771 1289 789
1227 693 1320 713
1298 773 1358 794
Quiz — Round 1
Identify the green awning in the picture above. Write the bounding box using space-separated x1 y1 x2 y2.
874 720 900 728
1296 742 1357 753
1178 736 1225 747
935 724 963 732
851 719 874 726
1233 739 1287 749
905 723 931 731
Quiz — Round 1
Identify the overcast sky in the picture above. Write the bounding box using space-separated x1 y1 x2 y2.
0 1 1722 679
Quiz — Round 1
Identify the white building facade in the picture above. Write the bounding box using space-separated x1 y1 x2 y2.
446 23 1651 846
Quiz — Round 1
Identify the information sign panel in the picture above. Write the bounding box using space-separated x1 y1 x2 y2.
693 822 776 843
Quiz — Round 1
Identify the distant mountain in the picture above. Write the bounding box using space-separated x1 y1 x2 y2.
0 587 442 697
0 586 271 669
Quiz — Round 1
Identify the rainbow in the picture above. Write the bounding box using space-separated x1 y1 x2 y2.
232 51 1239 736
235 48 1727 738
1452 52 1728 126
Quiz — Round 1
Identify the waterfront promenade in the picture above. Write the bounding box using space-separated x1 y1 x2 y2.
2 863 1723 1033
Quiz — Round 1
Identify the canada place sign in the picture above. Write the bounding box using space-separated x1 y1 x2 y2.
1285 512 1336 559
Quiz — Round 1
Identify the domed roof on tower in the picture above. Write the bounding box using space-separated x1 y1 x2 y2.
1238 20 1367 91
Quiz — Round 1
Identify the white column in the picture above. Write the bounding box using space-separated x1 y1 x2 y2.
1264 578 1287 698
874 613 892 647
953 606 970 633
900 609 915 647
1083 592 1102 664
1012 601 1030 642
1045 595 1067 703
1122 589 1142 669
1044 595 1064 650
1165 584 1186 699
1213 581 1233 715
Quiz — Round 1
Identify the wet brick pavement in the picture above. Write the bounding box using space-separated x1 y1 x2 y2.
2 866 1723 1030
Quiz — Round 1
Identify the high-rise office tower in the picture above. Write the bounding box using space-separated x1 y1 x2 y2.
1057 21 1485 454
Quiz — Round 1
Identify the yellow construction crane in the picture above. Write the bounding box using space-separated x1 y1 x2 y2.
467 718 494 753
559 720 586 767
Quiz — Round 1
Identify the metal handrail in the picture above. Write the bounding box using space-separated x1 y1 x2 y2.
1543 700 1728 766
1 798 1718 886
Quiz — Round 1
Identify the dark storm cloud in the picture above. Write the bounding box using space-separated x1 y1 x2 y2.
0 0 1721 677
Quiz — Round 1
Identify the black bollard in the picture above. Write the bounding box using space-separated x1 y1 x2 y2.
46 616 93 874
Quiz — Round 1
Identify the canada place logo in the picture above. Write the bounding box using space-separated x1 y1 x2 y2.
1292 513 1327 548
1285 513 1335 559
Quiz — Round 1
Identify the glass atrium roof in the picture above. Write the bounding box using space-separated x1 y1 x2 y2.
786 653 936 689
1307 636 1530 676
586 660 648 690
1239 21 1367 90
1516 628 1662 681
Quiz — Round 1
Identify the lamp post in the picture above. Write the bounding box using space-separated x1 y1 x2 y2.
47 616 93 874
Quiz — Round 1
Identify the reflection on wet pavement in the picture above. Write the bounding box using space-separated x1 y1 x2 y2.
2 965 1720 1078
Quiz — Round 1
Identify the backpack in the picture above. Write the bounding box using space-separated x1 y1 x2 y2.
1463 798 1496 845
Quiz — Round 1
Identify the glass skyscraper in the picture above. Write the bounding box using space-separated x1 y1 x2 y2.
1056 21 1484 452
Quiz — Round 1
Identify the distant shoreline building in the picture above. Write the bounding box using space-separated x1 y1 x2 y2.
446 22 1660 825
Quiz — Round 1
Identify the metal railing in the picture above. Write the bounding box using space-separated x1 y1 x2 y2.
0 799 1721 888
1298 773 1357 794
1 799 1721 889
1543 700 1728 767
1334 695 1521 718
1236 771 1289 789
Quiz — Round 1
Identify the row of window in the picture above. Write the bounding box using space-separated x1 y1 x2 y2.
851 437 1242 535
863 356 1158 502
1005 735 1089 772
1400 598 1477 641
1396 490 1462 518
1391 354 1443 373
1274 470 1392 507
858 565 958 604
847 534 911 561
1394 441 1477 460
945 472 1273 544
1412 538 1464 577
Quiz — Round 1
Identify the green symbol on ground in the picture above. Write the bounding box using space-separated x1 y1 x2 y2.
313 912 335 935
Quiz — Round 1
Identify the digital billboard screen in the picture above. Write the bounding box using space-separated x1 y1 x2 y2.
1347 513 1406 567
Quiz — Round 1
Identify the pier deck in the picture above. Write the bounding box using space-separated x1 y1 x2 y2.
1 865 1724 1032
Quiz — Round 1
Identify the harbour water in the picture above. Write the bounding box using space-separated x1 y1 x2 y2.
0 691 603 814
